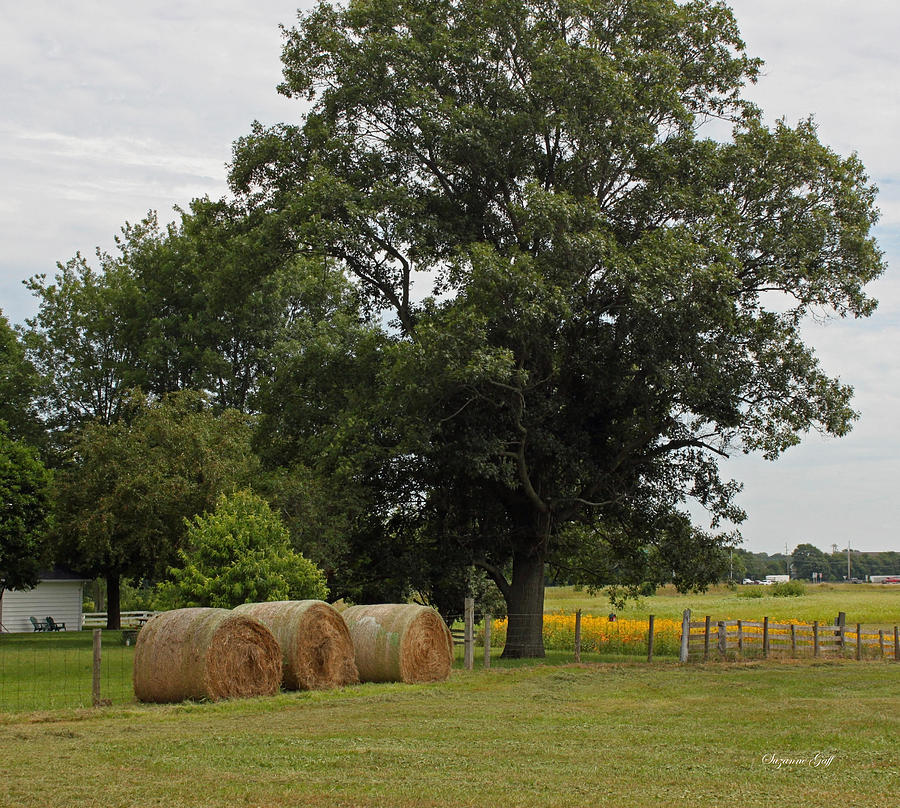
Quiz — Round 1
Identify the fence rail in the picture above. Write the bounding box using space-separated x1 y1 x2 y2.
82 611 157 628
4 606 898 711
455 608 900 667
679 609 900 662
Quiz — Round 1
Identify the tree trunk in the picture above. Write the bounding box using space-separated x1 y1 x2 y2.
105 573 121 630
500 549 546 658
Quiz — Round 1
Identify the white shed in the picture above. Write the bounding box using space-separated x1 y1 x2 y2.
0 569 88 633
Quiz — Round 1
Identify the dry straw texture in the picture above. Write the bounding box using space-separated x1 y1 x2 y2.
233 600 359 690
341 604 453 683
133 607 282 703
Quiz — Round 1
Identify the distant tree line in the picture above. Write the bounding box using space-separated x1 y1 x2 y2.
733 545 900 581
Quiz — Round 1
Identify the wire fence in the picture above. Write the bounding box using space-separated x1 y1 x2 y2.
448 609 681 664
682 611 900 662
450 604 900 667
4 607 898 711
0 631 134 712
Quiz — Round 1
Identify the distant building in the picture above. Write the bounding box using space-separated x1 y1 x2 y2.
0 569 89 632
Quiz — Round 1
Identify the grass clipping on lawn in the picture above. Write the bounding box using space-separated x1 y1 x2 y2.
133 607 282 703
233 600 359 690
341 604 453 683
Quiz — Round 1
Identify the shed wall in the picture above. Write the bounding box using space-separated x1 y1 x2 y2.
1 581 84 633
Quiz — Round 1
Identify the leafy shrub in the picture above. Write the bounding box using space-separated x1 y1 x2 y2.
158 489 328 608
772 580 806 597
738 587 765 599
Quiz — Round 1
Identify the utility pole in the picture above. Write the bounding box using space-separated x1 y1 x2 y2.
847 540 851 581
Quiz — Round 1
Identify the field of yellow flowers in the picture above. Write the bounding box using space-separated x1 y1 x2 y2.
483 612 684 656
479 612 888 659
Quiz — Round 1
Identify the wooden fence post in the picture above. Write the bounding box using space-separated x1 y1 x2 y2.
679 609 691 663
647 615 655 663
879 629 884 659
483 615 491 669
737 620 743 658
92 629 102 707
813 621 819 658
703 615 711 662
763 616 769 659
790 624 796 658
836 612 846 654
464 597 474 671
717 621 727 658
894 626 899 661
574 609 582 663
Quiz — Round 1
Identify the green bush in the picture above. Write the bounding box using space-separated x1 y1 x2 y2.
158 489 328 608
737 587 765 599
772 580 806 597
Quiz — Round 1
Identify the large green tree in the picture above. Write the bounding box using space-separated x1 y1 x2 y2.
53 391 259 628
231 0 883 655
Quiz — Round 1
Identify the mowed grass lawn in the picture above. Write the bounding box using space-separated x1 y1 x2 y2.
1 660 898 808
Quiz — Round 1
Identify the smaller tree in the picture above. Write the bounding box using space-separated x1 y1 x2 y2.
791 543 832 581
0 311 44 448
158 490 328 609
53 390 259 627
0 425 52 595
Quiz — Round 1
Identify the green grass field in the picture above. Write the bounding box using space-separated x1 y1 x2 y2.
0 631 135 711
1 584 898 714
544 582 900 626
1 660 898 807
1 586 898 806
0 631 676 713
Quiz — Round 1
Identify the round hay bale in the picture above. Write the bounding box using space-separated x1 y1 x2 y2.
341 604 453 683
133 607 282 703
233 600 359 690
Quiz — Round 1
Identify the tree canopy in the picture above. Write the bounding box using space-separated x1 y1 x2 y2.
230 0 884 655
23 201 302 430
0 424 52 593
0 311 44 448
52 390 259 627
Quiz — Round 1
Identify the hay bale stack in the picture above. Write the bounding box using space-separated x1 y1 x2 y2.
233 600 359 690
341 604 453 683
133 608 282 703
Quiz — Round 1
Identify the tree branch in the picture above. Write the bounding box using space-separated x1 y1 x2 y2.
473 559 512 603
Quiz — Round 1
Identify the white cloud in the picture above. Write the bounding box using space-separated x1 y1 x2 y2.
6 129 226 180
0 1 305 323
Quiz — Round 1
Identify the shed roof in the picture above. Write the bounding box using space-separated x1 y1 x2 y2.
38 567 91 582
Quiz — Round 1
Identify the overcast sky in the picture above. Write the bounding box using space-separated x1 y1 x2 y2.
1 1 898 556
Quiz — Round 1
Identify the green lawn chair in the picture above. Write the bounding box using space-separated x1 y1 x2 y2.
46 616 66 631
29 616 48 632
